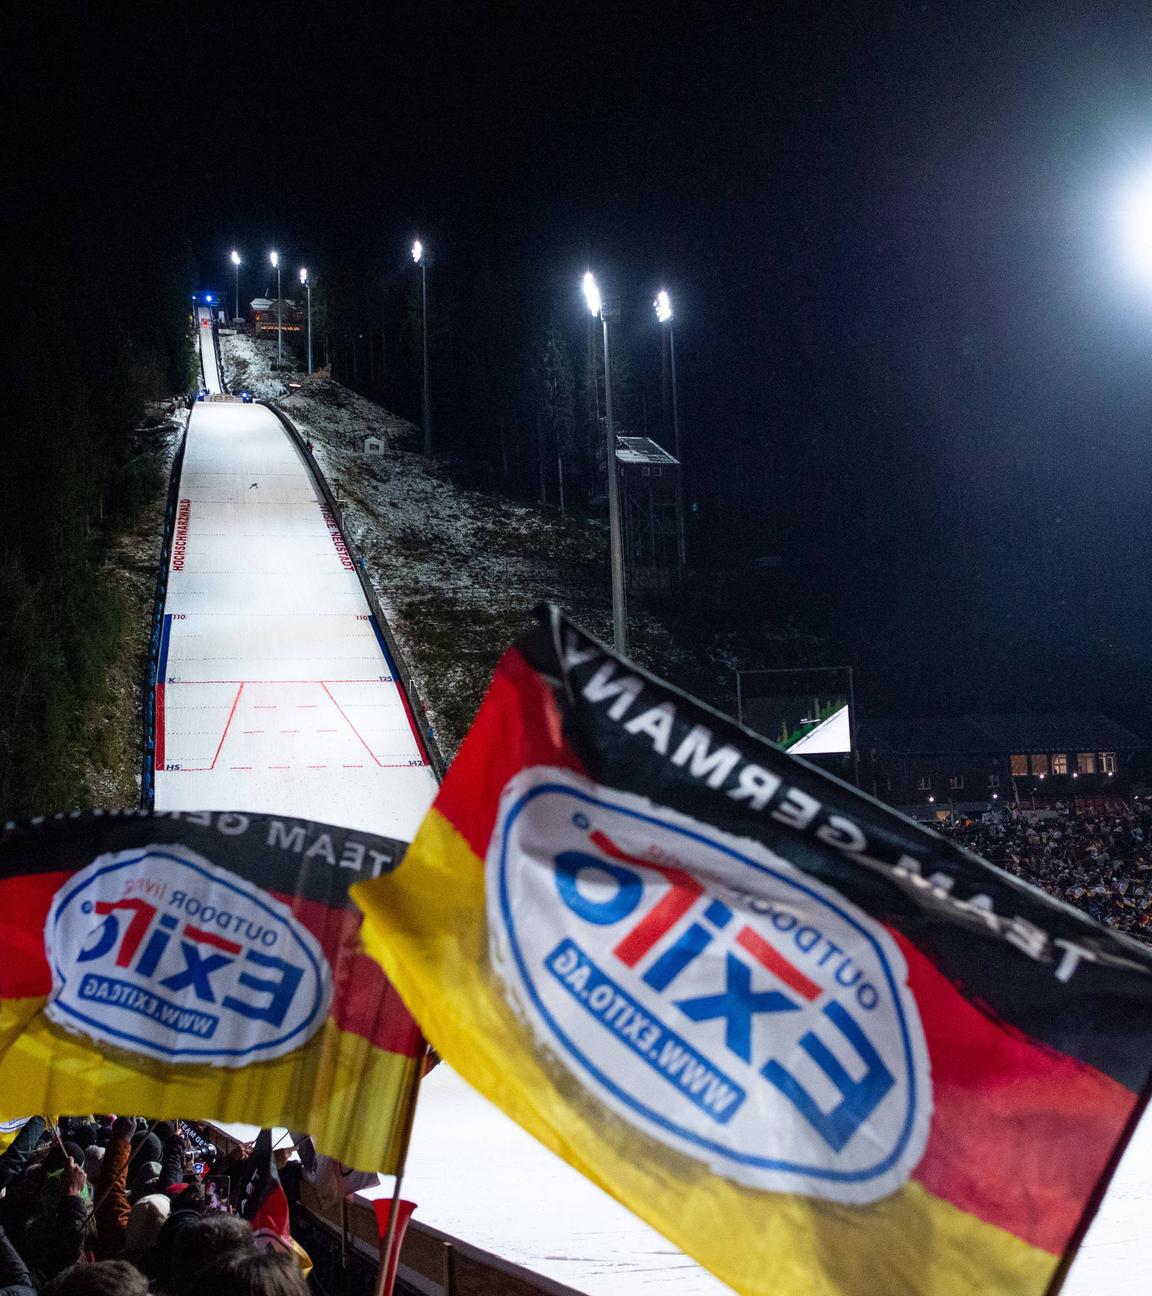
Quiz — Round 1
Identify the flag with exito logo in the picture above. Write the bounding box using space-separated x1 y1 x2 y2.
0 811 422 1172
352 606 1152 1296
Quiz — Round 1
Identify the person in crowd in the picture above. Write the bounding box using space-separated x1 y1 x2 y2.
935 803 1152 938
42 1261 148 1296
0 1222 35 1296
169 1215 254 1296
194 1251 308 1296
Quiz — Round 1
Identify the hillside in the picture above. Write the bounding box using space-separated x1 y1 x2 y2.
224 334 819 759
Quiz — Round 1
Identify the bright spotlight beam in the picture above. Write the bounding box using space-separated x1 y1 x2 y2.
583 271 602 317
655 289 672 322
1117 173 1152 278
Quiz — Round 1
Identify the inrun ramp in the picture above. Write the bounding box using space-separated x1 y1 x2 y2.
195 304 223 393
154 400 437 839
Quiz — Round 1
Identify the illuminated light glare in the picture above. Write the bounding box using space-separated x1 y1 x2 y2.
1117 171 1152 279
655 289 673 323
204 293 213 303
412 240 424 263
230 249 241 266
583 271 602 317
992 793 998 799
299 266 308 284
928 796 935 803
270 250 279 267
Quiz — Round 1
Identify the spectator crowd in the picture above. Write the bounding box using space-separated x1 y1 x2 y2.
934 804 1152 937
0 1116 308 1296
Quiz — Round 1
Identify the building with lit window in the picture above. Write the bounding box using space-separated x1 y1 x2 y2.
862 714 1146 816
249 297 304 335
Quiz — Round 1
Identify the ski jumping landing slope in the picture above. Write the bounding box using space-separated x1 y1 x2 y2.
153 399 438 840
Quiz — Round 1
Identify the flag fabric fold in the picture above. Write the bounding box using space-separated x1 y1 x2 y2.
0 810 422 1173
238 1127 292 1250
352 604 1152 1296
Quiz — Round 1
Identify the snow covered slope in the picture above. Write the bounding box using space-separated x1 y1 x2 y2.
196 305 222 393
153 400 437 839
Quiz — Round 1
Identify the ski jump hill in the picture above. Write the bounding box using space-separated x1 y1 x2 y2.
146 311 1144 1295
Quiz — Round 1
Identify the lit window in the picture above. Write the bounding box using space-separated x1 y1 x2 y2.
1078 752 1096 774
1052 754 1068 775
1010 754 1028 776
917 775 932 790
988 773 1000 788
949 774 964 790
1031 753 1050 776
1102 752 1117 774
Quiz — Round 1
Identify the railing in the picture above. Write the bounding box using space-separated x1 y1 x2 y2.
212 316 229 394
140 418 188 808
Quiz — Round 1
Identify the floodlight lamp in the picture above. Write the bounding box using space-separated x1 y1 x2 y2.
655 290 673 323
583 271 602 317
1117 171 1152 278
299 267 308 284
270 251 279 268
231 249 241 266
412 240 424 263
204 293 213 303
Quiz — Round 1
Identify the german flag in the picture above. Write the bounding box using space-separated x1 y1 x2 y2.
0 811 421 1173
353 606 1152 1295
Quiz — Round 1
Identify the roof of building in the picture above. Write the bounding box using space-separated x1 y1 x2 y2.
965 713 1148 751
865 713 1148 754
615 436 678 466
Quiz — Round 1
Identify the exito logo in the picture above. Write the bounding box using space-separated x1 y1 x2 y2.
46 846 332 1066
487 768 932 1204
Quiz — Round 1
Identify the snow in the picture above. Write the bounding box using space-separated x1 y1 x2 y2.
366 1066 733 1295
196 306 222 393
153 398 437 840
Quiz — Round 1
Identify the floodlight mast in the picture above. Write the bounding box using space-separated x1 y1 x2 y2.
300 267 312 376
585 271 627 654
270 251 282 366
413 241 431 455
655 289 686 565
230 249 241 320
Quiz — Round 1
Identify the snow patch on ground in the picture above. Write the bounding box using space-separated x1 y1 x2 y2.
219 331 302 400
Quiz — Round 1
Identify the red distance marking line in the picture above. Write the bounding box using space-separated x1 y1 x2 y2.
591 830 706 968
320 682 383 768
208 684 244 771
736 926 821 1001
154 684 166 769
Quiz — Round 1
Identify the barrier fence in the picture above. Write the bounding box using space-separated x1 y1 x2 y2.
140 417 188 808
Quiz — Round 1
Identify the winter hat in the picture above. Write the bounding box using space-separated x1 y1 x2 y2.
125 1192 172 1257
73 1122 99 1148
128 1131 162 1172
131 1159 163 1201
83 1145 105 1181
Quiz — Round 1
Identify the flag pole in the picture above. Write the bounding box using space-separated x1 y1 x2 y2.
372 1042 430 1296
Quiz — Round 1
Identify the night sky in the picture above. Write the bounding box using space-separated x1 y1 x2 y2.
15 2 1152 729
